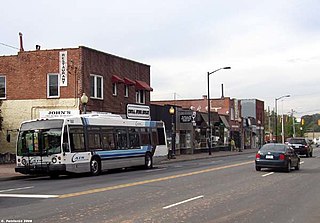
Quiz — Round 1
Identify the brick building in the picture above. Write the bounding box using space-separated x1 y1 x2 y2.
151 96 243 148
0 46 152 153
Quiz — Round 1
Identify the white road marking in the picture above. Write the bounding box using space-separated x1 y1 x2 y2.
262 172 274 177
0 186 34 193
247 155 255 158
211 160 223 164
163 195 204 209
145 168 167 172
0 194 59 198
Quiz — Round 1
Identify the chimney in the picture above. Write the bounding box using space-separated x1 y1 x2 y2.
202 95 207 100
19 32 24 52
36 45 41 50
221 83 224 98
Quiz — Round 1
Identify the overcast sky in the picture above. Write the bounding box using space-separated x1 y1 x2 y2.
1 0 320 117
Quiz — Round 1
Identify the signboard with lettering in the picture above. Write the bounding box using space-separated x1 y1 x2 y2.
39 110 79 119
180 115 192 123
59 51 68 86
126 104 150 120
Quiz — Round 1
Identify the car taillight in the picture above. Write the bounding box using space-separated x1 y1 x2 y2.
279 154 285 160
256 153 261 159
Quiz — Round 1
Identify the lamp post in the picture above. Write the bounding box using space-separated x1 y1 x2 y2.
80 93 89 114
169 106 176 159
207 67 231 155
274 94 290 142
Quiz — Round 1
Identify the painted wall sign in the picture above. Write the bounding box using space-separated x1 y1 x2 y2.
126 104 150 120
39 110 79 119
59 51 68 86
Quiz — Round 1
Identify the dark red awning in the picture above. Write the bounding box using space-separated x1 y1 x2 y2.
124 77 135 85
112 75 124 83
135 80 153 91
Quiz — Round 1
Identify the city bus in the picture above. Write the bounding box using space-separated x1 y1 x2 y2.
14 113 168 178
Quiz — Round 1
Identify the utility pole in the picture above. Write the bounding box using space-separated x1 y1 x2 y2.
290 109 296 138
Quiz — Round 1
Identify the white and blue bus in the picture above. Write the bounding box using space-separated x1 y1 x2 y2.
15 113 168 177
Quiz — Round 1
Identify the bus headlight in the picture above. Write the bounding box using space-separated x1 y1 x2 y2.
52 157 57 163
21 159 27 166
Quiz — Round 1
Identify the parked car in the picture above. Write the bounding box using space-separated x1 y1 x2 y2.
255 143 300 172
287 137 313 157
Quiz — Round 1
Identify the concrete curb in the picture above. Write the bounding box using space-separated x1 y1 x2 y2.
0 149 258 181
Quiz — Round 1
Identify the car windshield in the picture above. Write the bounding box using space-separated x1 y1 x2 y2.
17 120 63 156
259 144 286 152
288 139 306 144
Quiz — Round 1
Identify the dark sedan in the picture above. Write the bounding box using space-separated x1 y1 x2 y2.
287 137 313 157
255 143 300 172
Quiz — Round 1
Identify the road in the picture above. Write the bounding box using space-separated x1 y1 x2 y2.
1 148 320 223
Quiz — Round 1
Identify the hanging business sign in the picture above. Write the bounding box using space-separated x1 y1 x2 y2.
59 51 68 86
126 104 150 120
180 115 192 123
39 110 79 119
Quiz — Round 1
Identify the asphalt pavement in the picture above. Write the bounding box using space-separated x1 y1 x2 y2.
0 148 258 181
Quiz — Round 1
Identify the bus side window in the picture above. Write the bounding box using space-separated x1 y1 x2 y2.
140 128 151 146
128 128 140 149
69 126 86 152
101 127 115 150
62 126 70 152
88 127 102 151
151 129 159 146
157 128 166 145
115 128 128 150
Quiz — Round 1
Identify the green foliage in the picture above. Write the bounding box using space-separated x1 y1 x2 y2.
301 114 320 132
264 109 320 139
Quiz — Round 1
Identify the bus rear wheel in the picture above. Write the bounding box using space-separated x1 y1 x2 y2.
90 158 101 176
145 153 153 169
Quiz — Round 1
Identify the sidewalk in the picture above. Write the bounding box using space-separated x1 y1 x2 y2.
161 148 257 164
0 148 258 181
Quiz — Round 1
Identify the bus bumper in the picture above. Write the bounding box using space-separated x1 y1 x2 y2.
15 164 66 175
153 155 168 164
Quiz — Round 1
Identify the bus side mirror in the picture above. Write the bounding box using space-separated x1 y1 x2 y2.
6 134 10 142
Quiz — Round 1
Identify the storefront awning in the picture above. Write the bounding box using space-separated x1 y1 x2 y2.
198 112 219 126
112 75 125 83
124 77 135 85
135 80 153 91
220 115 230 128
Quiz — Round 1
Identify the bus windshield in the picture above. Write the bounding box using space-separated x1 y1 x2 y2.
17 120 63 156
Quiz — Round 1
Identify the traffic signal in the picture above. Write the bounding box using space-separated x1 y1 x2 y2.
301 118 305 125
318 119 320 126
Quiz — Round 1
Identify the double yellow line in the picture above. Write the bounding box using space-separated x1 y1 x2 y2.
59 160 253 199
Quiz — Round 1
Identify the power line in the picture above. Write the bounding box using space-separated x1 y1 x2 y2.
0 42 19 50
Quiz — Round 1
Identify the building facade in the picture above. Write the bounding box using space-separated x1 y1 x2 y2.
0 46 152 153
240 99 265 148
151 95 242 150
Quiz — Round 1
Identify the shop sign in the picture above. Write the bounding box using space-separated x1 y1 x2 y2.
180 115 192 123
39 110 79 119
59 51 68 86
127 104 150 120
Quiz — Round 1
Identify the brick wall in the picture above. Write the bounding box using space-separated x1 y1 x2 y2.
81 47 151 114
0 48 81 100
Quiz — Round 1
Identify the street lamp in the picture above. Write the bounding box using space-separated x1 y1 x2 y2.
169 106 176 159
274 94 290 142
80 93 89 114
207 67 231 155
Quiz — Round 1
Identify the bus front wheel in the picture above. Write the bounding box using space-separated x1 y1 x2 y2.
90 158 101 176
145 153 153 169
